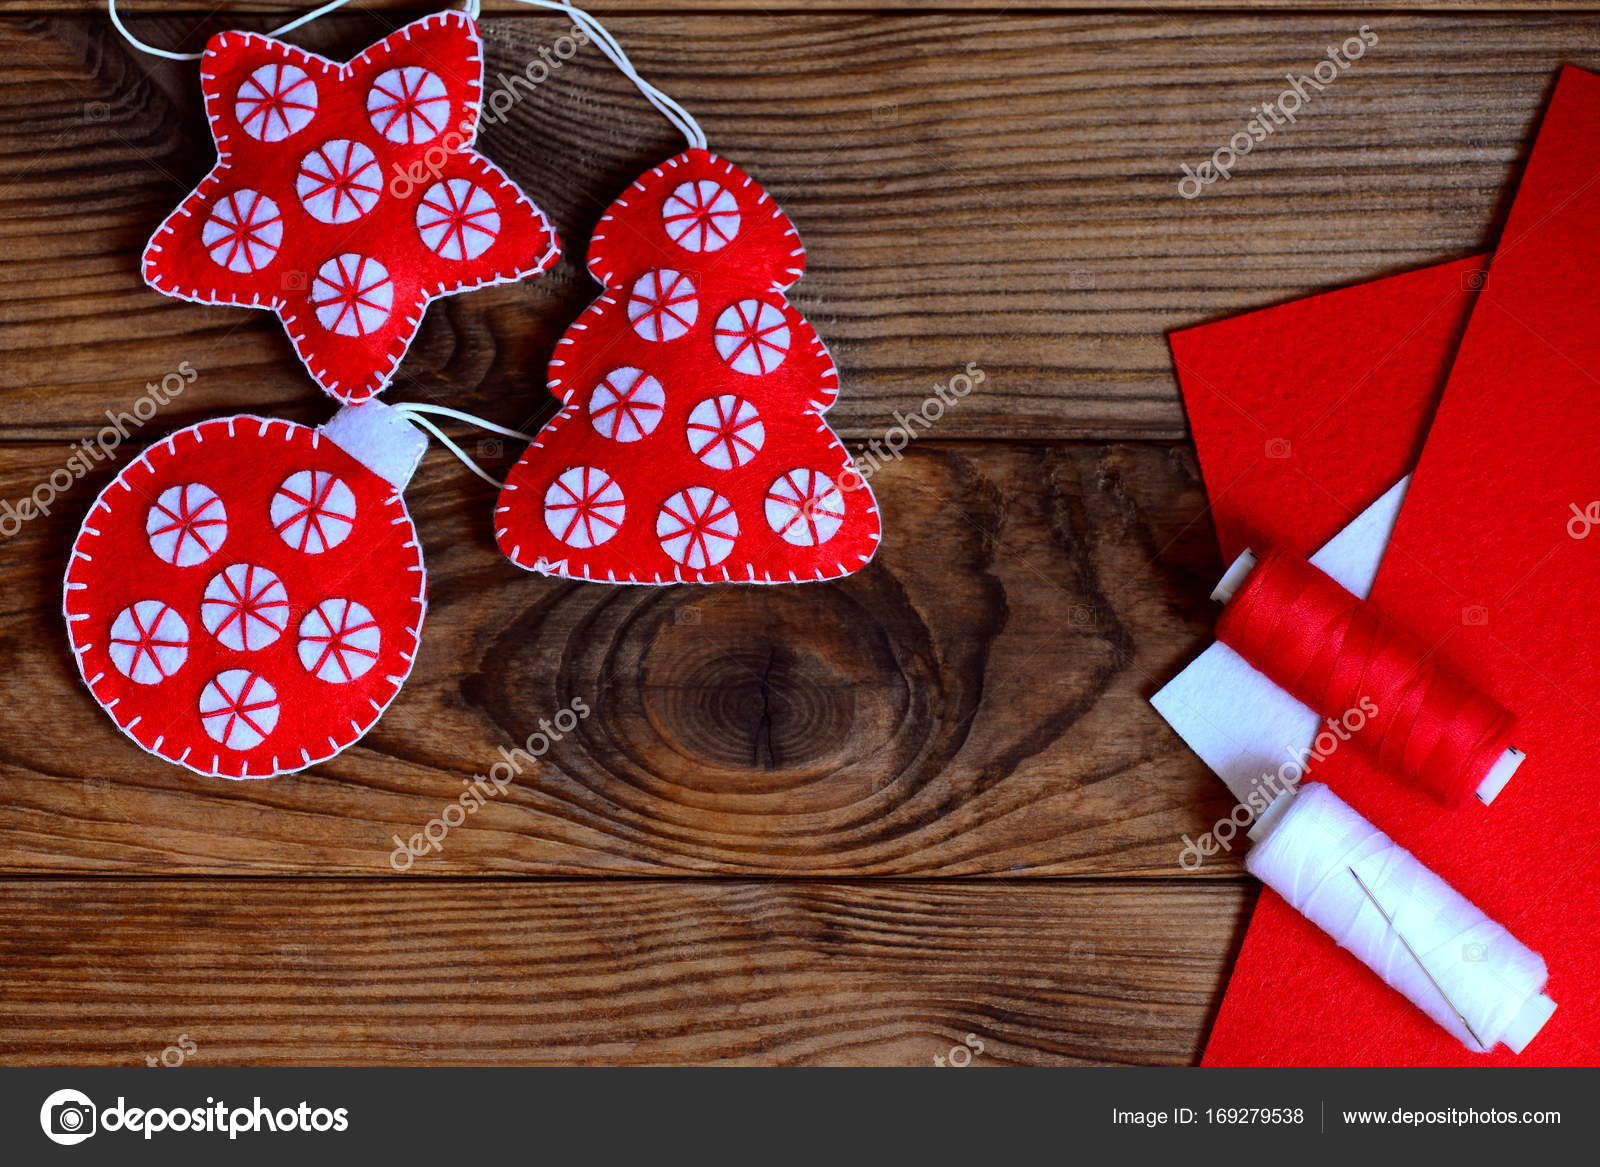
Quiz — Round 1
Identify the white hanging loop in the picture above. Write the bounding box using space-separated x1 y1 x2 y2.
500 0 708 150
110 0 707 148
390 402 538 490
394 401 540 443
108 0 363 61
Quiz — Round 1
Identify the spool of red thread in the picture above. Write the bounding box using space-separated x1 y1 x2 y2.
1213 550 1522 807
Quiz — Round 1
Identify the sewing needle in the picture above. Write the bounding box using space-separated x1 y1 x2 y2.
1347 864 1488 1052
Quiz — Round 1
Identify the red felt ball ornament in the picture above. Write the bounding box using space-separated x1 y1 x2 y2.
64 402 430 778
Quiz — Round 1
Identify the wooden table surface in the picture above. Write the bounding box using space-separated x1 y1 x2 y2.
2 0 1595 1066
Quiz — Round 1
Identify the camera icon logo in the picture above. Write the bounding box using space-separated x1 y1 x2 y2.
40 1088 97 1145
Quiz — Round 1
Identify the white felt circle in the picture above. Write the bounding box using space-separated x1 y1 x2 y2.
201 563 290 652
765 469 846 547
543 467 625 549
271 470 356 554
714 299 791 376
628 270 698 342
296 139 382 224
657 486 739 569
146 483 228 567
417 179 501 261
588 368 665 443
235 63 318 142
686 395 764 470
108 600 188 685
662 180 740 253
367 66 451 144
198 669 280 750
311 253 393 337
201 190 284 273
297 598 381 683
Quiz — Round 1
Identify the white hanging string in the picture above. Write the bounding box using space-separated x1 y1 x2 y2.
467 0 707 149
109 0 707 150
390 402 537 490
108 0 360 61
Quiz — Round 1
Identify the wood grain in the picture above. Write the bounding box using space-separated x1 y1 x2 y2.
4 12 1599 441
0 435 1237 875
0 878 1249 1065
7 0 1560 1065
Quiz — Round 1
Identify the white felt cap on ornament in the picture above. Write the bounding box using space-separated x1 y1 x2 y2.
320 401 428 490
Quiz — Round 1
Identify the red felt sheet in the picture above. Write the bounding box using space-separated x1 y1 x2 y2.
1171 254 1482 565
1191 65 1600 1066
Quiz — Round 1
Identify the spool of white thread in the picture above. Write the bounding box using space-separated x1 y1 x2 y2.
1246 782 1556 1054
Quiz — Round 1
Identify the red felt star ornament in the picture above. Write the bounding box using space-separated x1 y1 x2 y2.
141 10 559 404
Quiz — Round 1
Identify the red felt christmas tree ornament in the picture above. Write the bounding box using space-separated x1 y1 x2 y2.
64 400 439 778
122 0 560 404
491 3 882 584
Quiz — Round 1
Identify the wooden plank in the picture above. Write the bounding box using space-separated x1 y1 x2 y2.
0 436 1242 876
0 878 1249 1065
15 2 1600 13
4 12 1596 440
